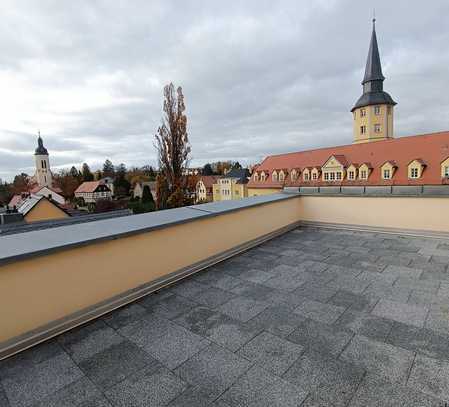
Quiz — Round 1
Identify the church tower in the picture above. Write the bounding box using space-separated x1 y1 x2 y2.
351 19 397 144
34 133 52 187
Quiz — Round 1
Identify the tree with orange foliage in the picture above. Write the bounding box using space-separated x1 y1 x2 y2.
154 83 191 210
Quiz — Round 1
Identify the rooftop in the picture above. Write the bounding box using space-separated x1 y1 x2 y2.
1 226 449 406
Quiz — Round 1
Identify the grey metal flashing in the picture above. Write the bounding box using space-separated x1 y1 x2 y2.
299 186 319 194
365 186 392 195
0 220 301 360
0 193 296 266
423 185 449 195
341 186 365 195
319 186 341 194
392 185 423 195
294 184 449 198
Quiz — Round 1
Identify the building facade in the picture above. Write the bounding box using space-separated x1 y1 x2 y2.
74 181 112 204
196 176 218 203
248 20 449 196
213 168 250 202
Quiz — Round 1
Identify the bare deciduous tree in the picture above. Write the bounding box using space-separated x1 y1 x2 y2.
154 83 191 209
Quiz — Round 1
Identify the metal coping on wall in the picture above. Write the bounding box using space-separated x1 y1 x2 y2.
293 185 449 197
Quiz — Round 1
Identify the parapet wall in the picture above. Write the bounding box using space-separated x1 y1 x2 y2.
0 194 300 359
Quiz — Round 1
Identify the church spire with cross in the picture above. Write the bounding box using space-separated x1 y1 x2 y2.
351 18 397 144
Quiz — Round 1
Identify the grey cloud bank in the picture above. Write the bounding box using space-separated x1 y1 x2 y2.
1 0 449 180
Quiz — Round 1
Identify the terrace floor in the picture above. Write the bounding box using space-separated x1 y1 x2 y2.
1 226 449 407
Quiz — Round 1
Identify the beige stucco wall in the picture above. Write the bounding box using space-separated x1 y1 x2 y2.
247 188 282 197
0 198 300 345
298 195 449 232
24 200 69 223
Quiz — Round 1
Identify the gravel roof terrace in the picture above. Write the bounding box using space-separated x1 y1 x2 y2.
1 226 449 406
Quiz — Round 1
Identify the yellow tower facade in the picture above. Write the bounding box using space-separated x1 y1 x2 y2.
352 19 396 144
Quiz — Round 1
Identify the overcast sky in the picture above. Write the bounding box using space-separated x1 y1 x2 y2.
1 0 449 181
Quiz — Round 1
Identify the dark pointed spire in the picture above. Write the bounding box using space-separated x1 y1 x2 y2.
362 18 385 84
351 18 396 112
35 131 49 155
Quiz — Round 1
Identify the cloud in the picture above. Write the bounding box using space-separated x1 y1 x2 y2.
1 0 449 181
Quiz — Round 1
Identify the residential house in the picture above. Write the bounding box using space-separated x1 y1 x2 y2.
213 168 250 201
74 181 112 204
196 176 219 203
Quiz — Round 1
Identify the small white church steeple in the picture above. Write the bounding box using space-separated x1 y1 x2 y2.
34 131 52 187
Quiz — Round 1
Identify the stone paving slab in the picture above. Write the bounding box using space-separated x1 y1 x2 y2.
220 365 308 407
372 299 429 328
174 343 251 397
283 350 365 407
294 299 346 324
408 354 449 401
237 331 304 376
340 334 415 383
2 226 449 407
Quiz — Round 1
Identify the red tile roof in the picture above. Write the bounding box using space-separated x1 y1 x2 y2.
248 131 449 188
74 181 104 194
199 176 219 189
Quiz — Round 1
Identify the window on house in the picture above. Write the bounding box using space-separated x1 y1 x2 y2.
279 172 284 181
445 166 449 177
272 172 278 182
348 171 355 180
291 171 297 181
383 169 391 179
410 168 419 178
312 172 317 180
360 126 366 135
360 109 366 117
374 106 381 115
254 174 259 181
360 170 367 179
336 172 342 180
374 124 381 133
304 173 310 181
329 172 335 181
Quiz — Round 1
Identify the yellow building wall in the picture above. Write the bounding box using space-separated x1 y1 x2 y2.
24 200 69 223
248 188 282 197
353 104 393 143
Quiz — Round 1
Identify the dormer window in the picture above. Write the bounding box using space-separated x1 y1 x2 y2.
383 169 391 179
272 171 278 182
348 170 355 180
445 166 449 178
291 169 298 181
408 159 425 179
253 173 259 182
410 168 419 178
304 172 310 181
279 171 285 182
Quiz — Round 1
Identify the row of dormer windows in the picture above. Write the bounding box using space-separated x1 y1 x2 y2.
253 161 446 183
